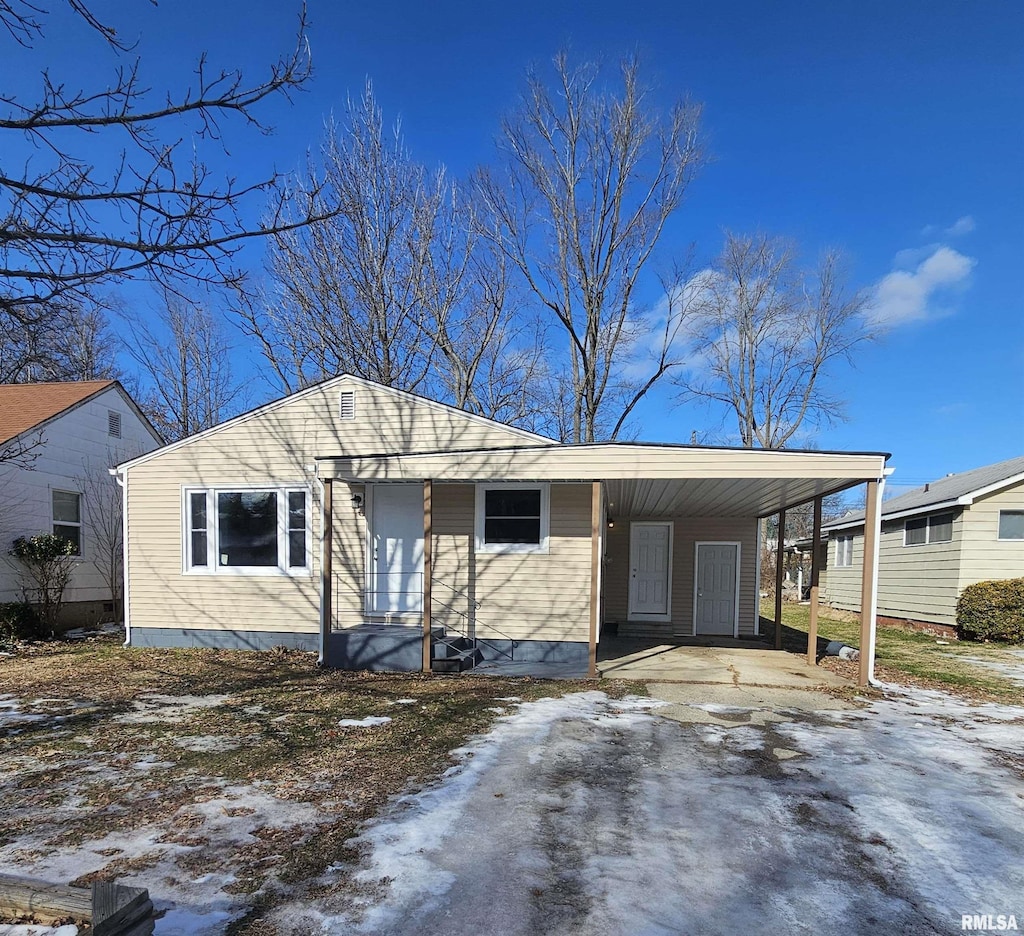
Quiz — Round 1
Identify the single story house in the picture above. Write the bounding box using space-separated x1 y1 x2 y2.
821 456 1024 633
115 375 889 679
0 380 163 624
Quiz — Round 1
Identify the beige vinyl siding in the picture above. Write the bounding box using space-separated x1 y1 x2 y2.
825 511 966 626
603 517 758 636
334 482 591 644
127 379 547 636
958 482 1024 589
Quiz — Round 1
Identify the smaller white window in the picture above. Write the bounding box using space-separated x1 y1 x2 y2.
53 490 82 555
107 410 122 438
998 510 1024 541
339 391 356 420
475 484 550 555
904 512 953 546
834 534 853 568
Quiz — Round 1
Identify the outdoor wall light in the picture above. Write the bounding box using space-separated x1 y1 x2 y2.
351 494 363 510
607 517 615 529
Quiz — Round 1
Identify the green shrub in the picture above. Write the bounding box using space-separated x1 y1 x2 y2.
9 533 77 635
0 601 43 641
957 578 1024 643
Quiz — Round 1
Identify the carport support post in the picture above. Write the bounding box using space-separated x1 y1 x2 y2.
774 510 786 650
859 479 880 686
588 481 601 678
807 496 822 667
322 479 332 647
422 479 433 674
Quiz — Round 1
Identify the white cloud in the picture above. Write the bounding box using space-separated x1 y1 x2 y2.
946 215 976 236
865 245 976 328
921 215 976 237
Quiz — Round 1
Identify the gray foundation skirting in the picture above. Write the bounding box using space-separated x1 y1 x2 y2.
130 624 590 676
130 627 318 652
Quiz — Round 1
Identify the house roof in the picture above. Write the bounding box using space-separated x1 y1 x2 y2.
0 380 117 445
116 373 553 473
317 443 889 519
823 454 1024 532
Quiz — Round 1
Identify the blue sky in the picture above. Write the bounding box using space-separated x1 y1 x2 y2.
28 0 1024 493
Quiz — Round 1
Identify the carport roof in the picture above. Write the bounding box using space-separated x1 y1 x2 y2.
316 442 889 518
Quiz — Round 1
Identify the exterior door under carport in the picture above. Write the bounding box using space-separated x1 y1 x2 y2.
628 521 673 621
693 542 740 636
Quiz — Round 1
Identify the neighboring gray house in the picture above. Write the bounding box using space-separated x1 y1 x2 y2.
821 456 1024 632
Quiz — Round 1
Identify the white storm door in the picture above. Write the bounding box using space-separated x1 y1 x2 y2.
369 484 424 615
694 543 739 636
628 522 672 621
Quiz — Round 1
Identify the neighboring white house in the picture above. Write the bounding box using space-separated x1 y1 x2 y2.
0 380 163 625
115 374 889 677
821 456 1024 632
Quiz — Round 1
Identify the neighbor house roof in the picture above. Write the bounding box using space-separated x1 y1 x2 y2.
823 455 1024 532
0 380 116 445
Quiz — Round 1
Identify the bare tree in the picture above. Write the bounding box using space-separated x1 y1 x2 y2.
239 85 440 394
121 294 241 442
239 83 547 426
78 454 126 622
0 301 118 383
478 52 704 442
1 1 334 323
683 232 871 449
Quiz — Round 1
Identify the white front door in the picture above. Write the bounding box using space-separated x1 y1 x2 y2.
628 522 673 621
369 484 424 615
694 543 739 636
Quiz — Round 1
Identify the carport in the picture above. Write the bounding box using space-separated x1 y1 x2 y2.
316 443 890 685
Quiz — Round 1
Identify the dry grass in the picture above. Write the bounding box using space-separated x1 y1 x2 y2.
0 636 642 933
764 601 1024 704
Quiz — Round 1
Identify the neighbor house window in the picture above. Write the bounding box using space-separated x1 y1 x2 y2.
475 484 549 554
52 490 82 555
834 534 853 568
185 487 310 574
998 510 1024 540
904 512 954 546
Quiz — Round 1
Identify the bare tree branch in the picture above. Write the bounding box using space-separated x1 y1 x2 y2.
1 2 337 318
680 231 872 449
478 52 704 441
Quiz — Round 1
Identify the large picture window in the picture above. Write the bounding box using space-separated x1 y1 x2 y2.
904 512 954 546
185 487 310 575
475 484 550 554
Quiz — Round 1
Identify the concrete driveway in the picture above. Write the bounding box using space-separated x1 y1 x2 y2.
273 684 1024 936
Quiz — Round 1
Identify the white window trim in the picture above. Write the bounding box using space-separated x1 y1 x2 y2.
52 488 84 558
834 534 853 568
474 483 550 555
182 484 313 577
903 512 954 547
998 510 1024 541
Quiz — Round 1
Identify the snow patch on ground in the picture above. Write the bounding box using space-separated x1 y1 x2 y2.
268 687 1024 936
337 716 392 728
387 699 417 706
174 735 242 753
114 694 231 724
0 926 79 935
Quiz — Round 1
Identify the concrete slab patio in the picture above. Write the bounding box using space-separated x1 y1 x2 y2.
598 636 850 686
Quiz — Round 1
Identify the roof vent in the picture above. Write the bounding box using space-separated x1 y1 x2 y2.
339 390 356 420
107 410 122 438
923 483 929 492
